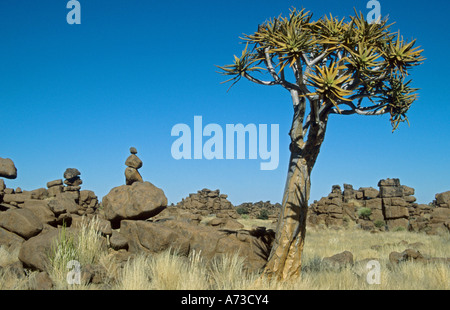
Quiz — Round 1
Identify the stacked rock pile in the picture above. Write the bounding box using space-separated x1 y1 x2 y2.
125 147 143 185
62 168 82 202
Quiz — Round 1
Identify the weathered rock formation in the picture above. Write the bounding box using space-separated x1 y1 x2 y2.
0 166 103 275
174 188 239 219
235 201 281 221
308 178 450 235
1 155 448 288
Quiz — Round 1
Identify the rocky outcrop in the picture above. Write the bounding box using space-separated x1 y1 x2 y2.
174 188 239 219
308 179 450 234
0 153 276 279
235 201 281 221
0 166 104 274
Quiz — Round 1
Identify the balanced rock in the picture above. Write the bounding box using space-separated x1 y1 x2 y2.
125 147 143 185
125 155 142 169
63 168 81 180
0 158 17 179
102 181 167 228
64 168 83 192
63 168 82 187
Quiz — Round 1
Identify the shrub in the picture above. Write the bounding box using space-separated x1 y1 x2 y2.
257 209 269 220
393 226 406 232
374 220 386 228
357 207 372 220
236 206 249 215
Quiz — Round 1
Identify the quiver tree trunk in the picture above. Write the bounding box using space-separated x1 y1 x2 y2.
263 151 311 281
263 100 328 281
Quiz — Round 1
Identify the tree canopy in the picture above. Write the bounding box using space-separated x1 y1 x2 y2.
218 8 424 132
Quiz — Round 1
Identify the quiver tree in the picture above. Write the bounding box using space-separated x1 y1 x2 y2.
217 8 424 281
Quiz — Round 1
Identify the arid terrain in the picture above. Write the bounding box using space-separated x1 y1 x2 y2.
1 216 448 290
1 156 449 290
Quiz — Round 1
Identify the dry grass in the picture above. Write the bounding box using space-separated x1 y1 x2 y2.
0 218 448 290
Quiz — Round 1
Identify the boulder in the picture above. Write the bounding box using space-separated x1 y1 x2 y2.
47 179 63 188
0 158 17 179
389 249 427 265
207 218 244 230
30 271 54 290
0 208 43 239
1 261 26 279
378 178 401 187
120 220 190 256
384 206 409 219
435 191 450 207
365 198 382 210
64 178 82 187
402 185 415 196
2 193 32 204
125 154 143 170
125 167 143 186
109 230 128 250
431 208 450 222
48 194 79 215
0 226 25 252
81 264 108 285
120 219 273 272
361 187 379 199
22 199 56 225
102 181 167 228
386 218 409 231
379 186 404 198
63 168 81 181
18 227 79 271
47 185 63 197
79 190 97 205
30 188 49 200
322 251 354 269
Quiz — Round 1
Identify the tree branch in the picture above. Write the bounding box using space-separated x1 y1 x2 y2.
243 73 279 86
263 48 301 91
329 102 388 115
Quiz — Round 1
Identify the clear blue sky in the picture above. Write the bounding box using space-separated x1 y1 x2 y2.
1 0 449 205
